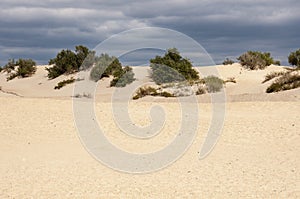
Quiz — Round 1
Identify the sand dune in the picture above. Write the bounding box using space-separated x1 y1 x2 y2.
1 63 299 101
0 64 299 198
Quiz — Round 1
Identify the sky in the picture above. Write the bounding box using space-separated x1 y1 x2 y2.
0 0 299 66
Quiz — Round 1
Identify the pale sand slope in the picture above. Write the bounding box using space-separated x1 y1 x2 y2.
0 65 76 98
0 64 299 197
0 97 299 198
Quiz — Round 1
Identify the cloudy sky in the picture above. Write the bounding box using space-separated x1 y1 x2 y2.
0 0 299 66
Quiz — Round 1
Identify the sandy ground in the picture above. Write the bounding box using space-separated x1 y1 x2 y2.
0 65 299 198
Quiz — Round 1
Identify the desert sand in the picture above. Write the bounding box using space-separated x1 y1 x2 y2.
0 64 299 198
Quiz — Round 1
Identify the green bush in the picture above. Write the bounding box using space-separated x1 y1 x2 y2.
262 71 286 83
6 73 18 81
110 66 135 87
90 54 123 81
47 45 93 79
288 49 300 68
223 58 234 65
47 49 78 79
203 75 224 93
6 59 36 81
150 48 199 84
274 60 281 66
150 64 185 84
3 59 16 73
237 51 278 70
16 59 36 78
90 54 135 87
75 45 94 70
80 51 96 70
54 77 75 89
266 73 300 93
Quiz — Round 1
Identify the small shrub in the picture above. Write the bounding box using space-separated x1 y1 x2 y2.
133 86 158 100
3 59 16 73
73 93 92 98
110 66 135 87
132 86 176 99
90 54 135 87
6 73 18 81
237 51 276 70
47 49 78 79
274 60 281 66
6 59 36 81
203 75 224 93
288 49 300 68
90 54 122 81
223 58 234 65
150 64 185 84
16 59 36 78
159 91 174 98
224 77 237 83
83 93 92 98
47 45 93 79
262 71 286 83
0 66 2 72
196 87 206 95
266 73 300 93
54 78 75 89
150 48 199 84
74 94 81 98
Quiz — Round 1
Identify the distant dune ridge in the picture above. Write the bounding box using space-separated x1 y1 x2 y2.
0 64 299 198
0 63 299 101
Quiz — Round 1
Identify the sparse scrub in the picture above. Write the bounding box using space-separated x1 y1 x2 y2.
16 59 36 78
159 91 174 98
224 77 237 83
203 75 224 93
6 59 36 81
83 93 92 98
73 93 92 98
90 54 122 81
110 66 135 87
90 54 135 87
74 93 81 98
47 45 93 79
274 60 281 66
237 51 278 70
133 86 158 100
223 58 234 65
196 86 206 95
266 73 300 93
6 73 18 81
150 48 199 84
54 77 75 89
3 59 16 73
262 71 286 83
132 86 176 100
47 49 78 79
288 49 300 68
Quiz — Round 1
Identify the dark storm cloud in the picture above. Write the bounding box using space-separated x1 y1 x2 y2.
0 0 299 66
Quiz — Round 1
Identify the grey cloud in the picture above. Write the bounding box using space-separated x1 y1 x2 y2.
0 0 299 66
